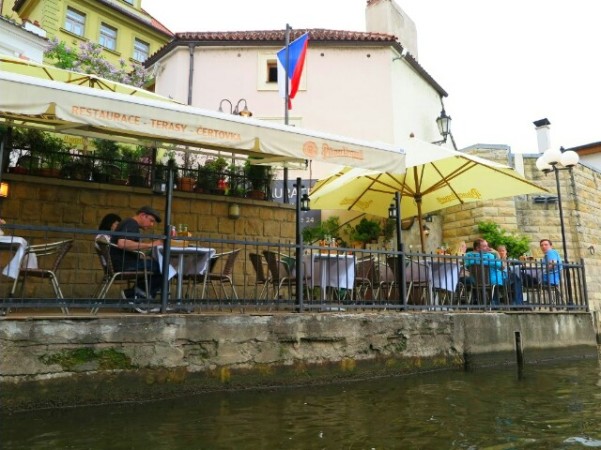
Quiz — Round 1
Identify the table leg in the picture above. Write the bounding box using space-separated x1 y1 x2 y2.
176 253 184 300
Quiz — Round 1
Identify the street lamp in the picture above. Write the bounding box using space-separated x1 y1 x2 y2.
536 147 579 305
535 147 579 263
435 108 451 143
218 98 253 117
388 192 407 306
295 177 310 311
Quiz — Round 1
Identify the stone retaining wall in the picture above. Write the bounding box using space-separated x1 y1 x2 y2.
1 312 597 411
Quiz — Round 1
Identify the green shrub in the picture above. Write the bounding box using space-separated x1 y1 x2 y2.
477 220 530 258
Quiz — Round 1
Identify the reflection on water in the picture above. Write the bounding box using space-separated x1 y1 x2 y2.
2 359 601 449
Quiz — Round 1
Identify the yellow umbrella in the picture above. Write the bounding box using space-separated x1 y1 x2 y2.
310 138 549 251
0 55 176 102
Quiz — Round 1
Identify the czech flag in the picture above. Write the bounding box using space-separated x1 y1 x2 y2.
277 32 309 110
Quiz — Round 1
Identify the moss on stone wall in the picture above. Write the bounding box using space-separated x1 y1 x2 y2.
40 348 136 371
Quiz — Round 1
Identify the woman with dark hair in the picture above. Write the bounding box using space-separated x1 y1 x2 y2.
95 213 121 245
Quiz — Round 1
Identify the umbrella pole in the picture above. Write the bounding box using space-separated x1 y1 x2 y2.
416 198 426 253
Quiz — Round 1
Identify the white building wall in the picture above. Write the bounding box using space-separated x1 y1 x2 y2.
153 42 444 179
0 19 47 62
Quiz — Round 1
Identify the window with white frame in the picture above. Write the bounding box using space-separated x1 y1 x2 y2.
64 7 85 36
99 23 117 51
133 38 150 62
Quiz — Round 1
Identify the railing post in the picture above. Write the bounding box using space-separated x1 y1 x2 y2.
159 159 176 313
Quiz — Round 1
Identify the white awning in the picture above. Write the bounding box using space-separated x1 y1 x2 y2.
0 70 405 172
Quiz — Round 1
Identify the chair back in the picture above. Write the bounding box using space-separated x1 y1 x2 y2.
405 259 430 285
355 257 375 281
210 249 241 278
262 250 292 282
249 252 269 284
469 263 492 288
27 239 73 272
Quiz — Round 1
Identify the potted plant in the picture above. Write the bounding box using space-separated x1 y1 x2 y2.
178 151 199 192
347 218 382 248
92 139 122 183
205 156 228 194
38 135 68 177
121 145 146 187
244 160 273 200
227 163 245 197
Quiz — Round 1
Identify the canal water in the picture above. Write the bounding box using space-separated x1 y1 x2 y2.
2 358 601 449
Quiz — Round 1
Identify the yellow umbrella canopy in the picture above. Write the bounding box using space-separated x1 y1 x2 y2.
310 138 548 251
0 55 175 102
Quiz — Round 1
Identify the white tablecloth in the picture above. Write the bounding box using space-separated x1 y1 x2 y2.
154 246 216 278
0 236 38 279
430 260 460 292
153 245 216 299
305 253 355 300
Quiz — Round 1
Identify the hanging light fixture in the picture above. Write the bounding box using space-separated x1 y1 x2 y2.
388 200 397 219
300 193 311 211
234 98 253 117
422 224 430 237
435 108 451 143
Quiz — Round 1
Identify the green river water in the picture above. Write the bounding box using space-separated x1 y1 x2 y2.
2 358 601 449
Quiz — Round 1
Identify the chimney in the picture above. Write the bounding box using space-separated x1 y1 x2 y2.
366 0 418 57
533 118 551 153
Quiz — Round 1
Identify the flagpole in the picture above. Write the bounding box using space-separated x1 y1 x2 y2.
283 24 291 203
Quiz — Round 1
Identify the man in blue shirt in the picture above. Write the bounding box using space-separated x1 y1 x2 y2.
464 238 503 305
540 238 562 285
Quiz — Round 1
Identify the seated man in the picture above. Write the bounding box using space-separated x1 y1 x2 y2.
522 238 563 287
540 238 562 286
464 238 503 305
110 206 164 303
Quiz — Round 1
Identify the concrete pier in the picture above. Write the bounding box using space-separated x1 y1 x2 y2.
1 312 598 411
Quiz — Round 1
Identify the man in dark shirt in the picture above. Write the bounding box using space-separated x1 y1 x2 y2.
110 205 164 302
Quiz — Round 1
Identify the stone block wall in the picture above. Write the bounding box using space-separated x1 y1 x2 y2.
0 174 296 298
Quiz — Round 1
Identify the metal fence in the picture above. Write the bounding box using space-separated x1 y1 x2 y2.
0 224 589 315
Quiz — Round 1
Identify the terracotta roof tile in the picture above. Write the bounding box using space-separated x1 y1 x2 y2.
145 28 446 97
173 29 397 43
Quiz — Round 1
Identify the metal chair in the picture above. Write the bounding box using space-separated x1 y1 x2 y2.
262 250 311 300
248 252 271 300
381 257 430 305
353 256 376 302
185 249 240 301
94 240 149 304
11 239 73 313
467 264 498 307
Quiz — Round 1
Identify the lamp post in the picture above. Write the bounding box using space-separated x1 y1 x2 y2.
535 147 579 263
295 177 310 311
536 147 579 304
388 192 407 306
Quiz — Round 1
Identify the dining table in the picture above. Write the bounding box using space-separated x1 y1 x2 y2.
429 259 460 305
0 236 38 279
154 244 216 300
304 252 355 301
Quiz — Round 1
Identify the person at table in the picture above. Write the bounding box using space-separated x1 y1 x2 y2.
523 238 562 287
110 206 163 300
95 213 121 246
464 238 503 305
496 244 524 305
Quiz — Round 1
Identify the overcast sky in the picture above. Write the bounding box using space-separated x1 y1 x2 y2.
142 0 601 153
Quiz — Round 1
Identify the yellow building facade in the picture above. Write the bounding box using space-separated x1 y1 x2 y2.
1 0 172 68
